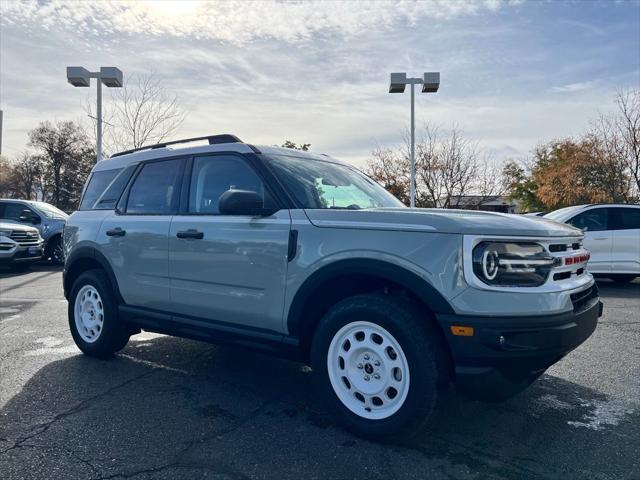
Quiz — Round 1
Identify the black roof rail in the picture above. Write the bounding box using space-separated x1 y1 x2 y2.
110 134 243 158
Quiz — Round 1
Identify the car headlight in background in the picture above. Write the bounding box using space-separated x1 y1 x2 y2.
0 229 11 237
472 241 559 287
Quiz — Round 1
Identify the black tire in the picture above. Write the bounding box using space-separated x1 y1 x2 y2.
68 269 130 358
311 293 448 441
45 236 64 265
608 274 637 283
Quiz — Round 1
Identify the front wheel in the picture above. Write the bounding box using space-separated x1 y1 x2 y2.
46 236 64 265
68 269 130 357
311 293 448 440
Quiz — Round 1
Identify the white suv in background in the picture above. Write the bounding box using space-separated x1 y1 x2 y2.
544 204 640 282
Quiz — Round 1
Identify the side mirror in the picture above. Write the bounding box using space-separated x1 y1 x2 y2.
218 189 274 216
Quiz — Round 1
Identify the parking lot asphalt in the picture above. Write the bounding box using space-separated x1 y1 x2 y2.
0 265 638 480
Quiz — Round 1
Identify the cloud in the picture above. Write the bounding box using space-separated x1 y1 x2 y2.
1 0 513 46
550 81 598 93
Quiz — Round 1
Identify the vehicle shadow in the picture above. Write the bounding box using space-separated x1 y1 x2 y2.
594 277 640 300
0 264 63 279
1 335 637 479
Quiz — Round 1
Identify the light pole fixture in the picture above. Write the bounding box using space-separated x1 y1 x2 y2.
66 66 123 162
389 72 440 207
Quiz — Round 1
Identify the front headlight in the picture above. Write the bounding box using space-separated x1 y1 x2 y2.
0 229 11 237
472 241 559 287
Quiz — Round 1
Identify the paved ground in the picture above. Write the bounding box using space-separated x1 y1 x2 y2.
0 265 638 480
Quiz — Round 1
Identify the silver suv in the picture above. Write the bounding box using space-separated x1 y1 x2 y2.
0 221 44 268
0 199 68 264
63 134 602 439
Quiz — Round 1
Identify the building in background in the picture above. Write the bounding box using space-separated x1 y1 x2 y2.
440 195 520 213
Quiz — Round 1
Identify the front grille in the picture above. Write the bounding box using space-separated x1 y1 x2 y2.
570 284 598 312
9 230 40 246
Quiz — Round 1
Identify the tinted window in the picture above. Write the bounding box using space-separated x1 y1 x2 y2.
126 159 182 214
608 207 640 230
80 169 122 210
188 155 272 214
568 209 608 232
0 203 38 222
93 165 137 210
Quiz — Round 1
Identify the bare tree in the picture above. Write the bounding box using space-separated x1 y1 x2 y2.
414 125 480 208
615 90 640 196
87 73 185 155
367 124 495 208
8 153 47 200
29 121 95 210
589 90 639 200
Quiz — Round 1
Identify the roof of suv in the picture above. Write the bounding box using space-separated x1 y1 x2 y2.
93 135 338 173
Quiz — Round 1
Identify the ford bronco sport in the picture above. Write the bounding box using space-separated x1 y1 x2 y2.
63 134 602 439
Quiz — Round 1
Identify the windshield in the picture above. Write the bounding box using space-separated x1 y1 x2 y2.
265 154 405 210
31 202 68 219
543 206 579 221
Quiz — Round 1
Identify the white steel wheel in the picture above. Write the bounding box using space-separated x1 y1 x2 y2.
74 285 105 343
327 321 410 420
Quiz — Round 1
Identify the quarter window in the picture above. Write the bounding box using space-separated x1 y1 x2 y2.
126 159 182 214
188 155 272 214
567 209 608 232
80 169 122 210
93 165 137 210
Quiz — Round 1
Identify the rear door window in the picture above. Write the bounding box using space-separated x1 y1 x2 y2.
608 207 640 230
125 159 183 214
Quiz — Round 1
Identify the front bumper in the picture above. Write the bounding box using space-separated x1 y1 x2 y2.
437 289 602 399
0 242 44 264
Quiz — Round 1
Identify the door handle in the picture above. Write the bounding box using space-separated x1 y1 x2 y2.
106 228 126 237
176 229 204 239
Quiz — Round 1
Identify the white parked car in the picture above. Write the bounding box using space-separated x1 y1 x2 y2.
544 204 640 282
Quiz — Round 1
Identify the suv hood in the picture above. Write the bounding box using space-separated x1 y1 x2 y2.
304 208 582 237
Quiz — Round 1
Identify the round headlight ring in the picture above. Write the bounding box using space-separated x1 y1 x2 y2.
482 249 499 280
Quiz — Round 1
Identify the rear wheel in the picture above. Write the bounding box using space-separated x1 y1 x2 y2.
311 293 447 440
609 274 637 283
68 269 130 357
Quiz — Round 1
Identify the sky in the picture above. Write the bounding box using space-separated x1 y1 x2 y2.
0 0 639 167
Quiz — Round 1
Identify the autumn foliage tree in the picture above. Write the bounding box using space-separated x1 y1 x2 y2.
504 90 639 211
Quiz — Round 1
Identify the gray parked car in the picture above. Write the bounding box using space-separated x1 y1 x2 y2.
0 221 44 268
0 199 68 264
63 135 602 439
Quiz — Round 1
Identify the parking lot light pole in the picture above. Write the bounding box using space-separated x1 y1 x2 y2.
66 66 123 162
389 72 440 208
